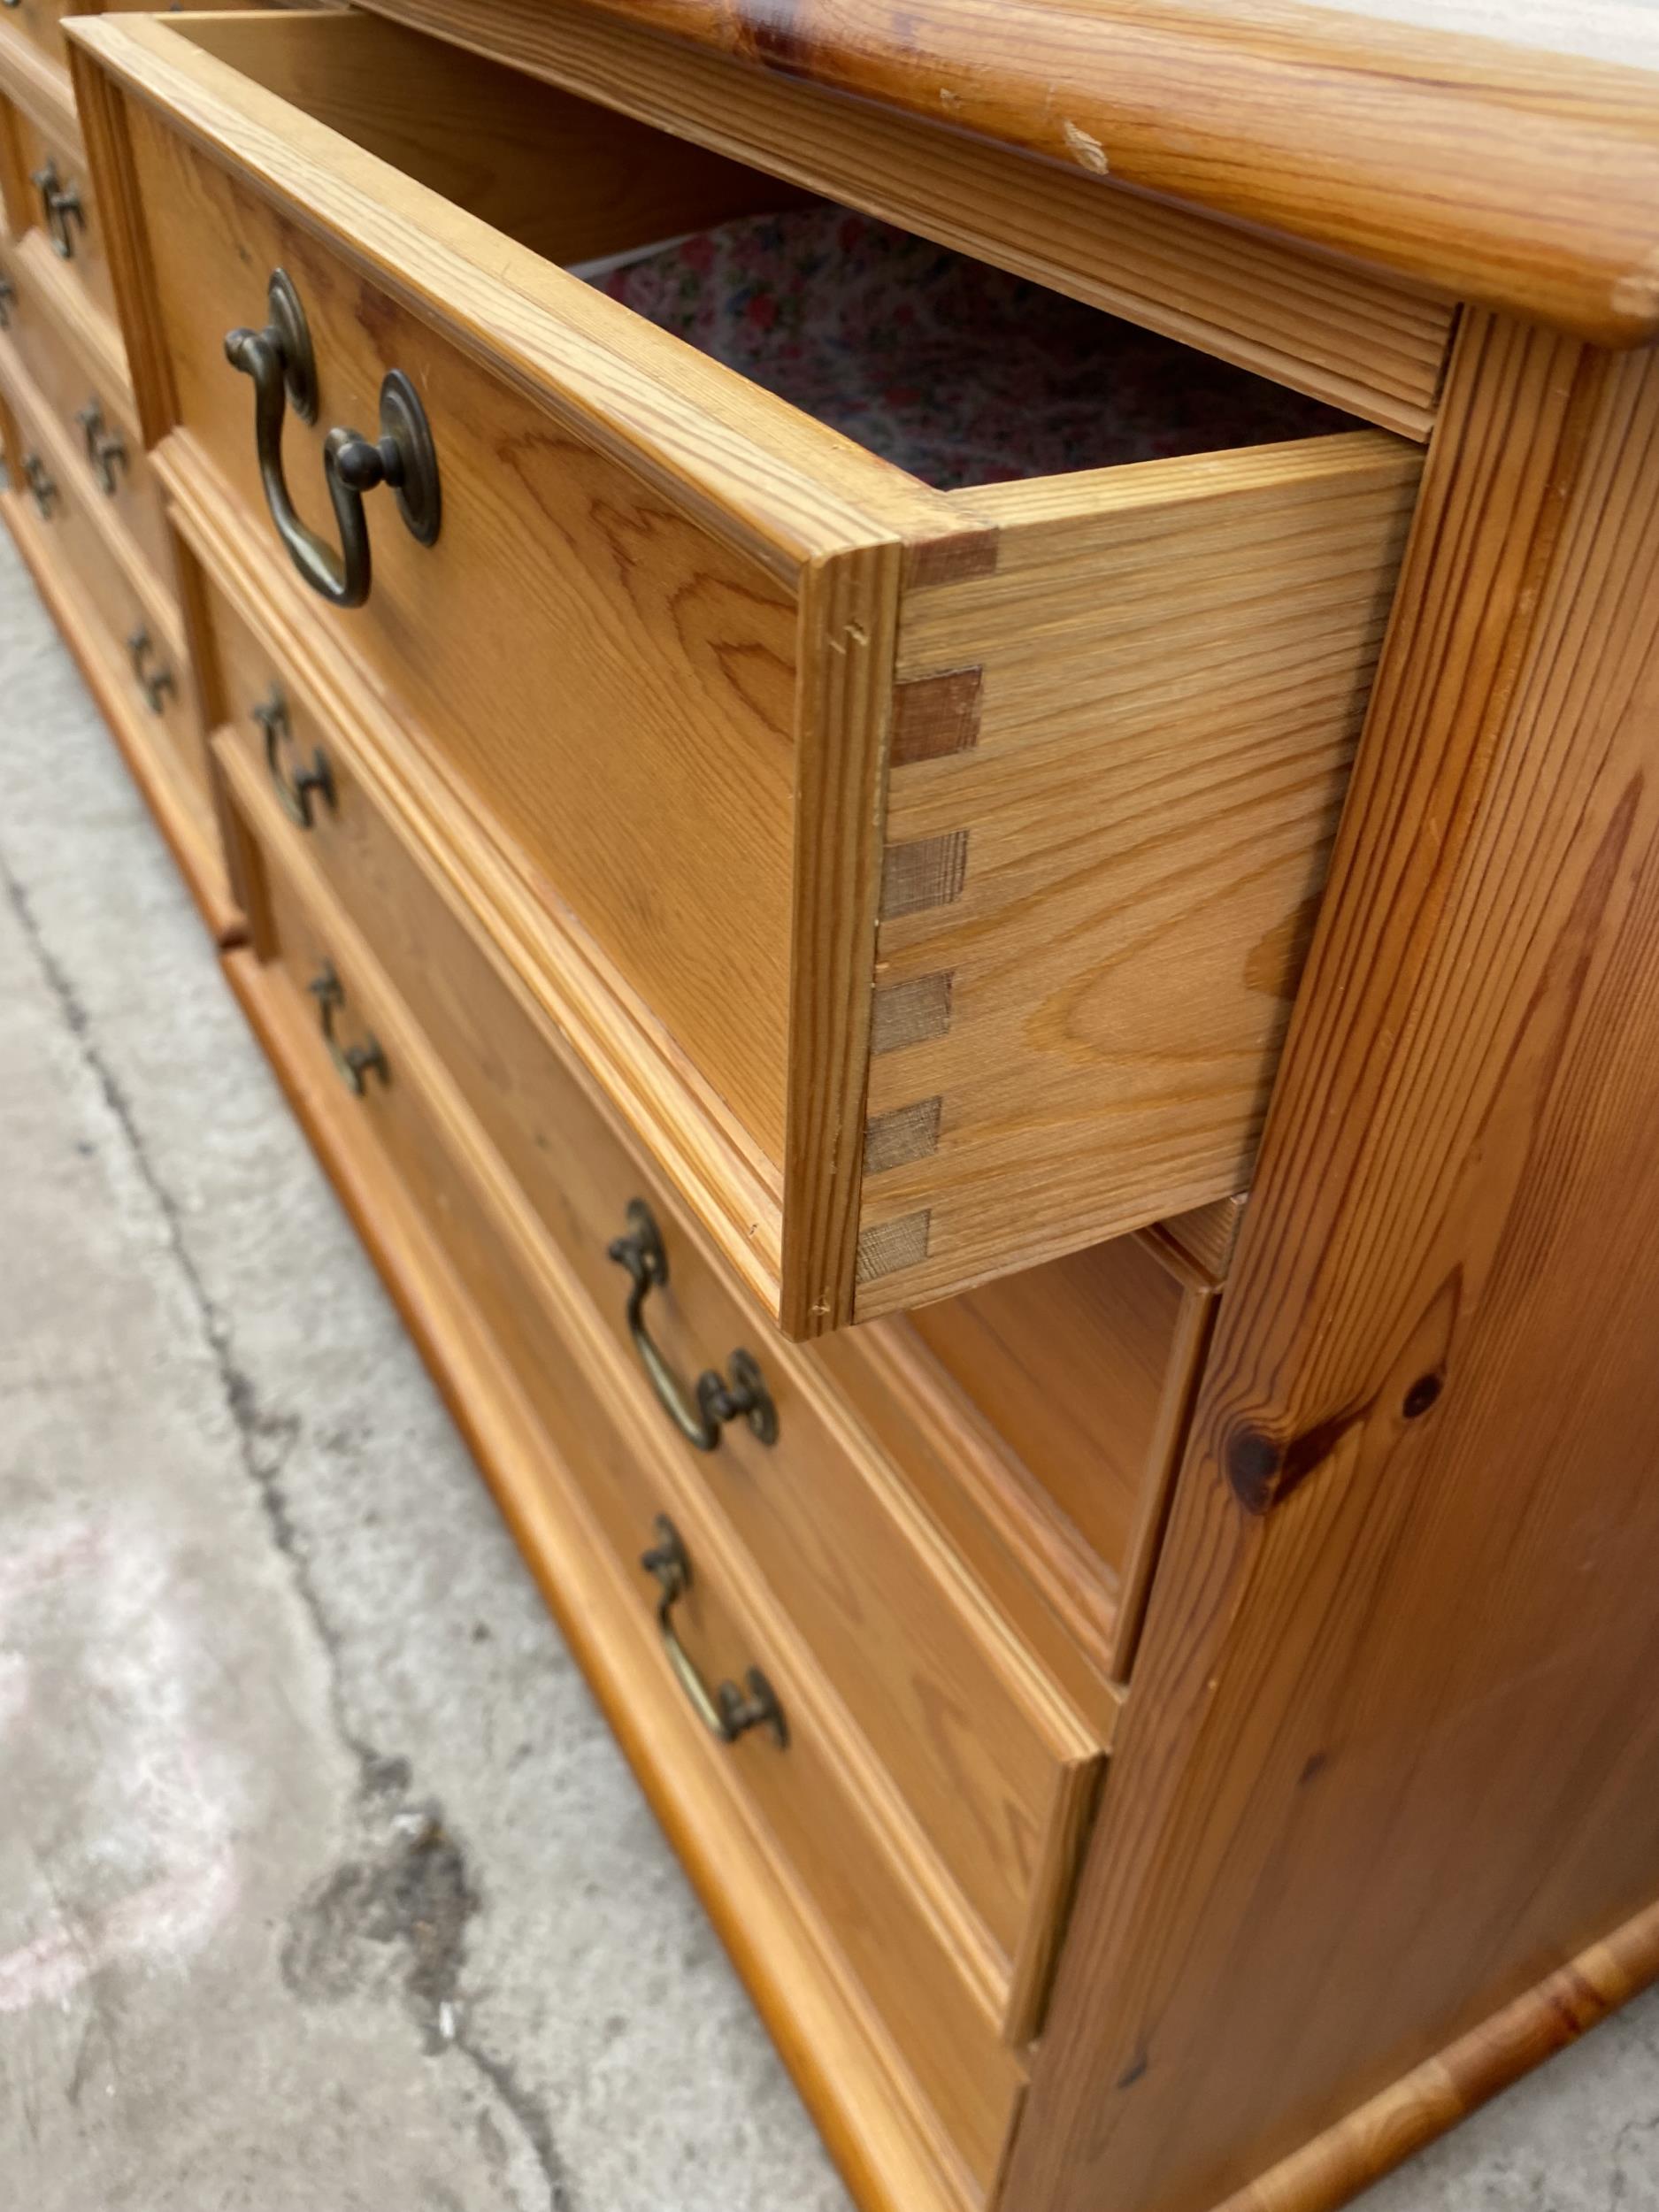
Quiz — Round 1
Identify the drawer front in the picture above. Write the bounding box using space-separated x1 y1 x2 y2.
207 595 1102 2009
2 353 201 793
0 0 74 69
8 109 117 332
128 104 801 1170
88 9 1420 1339
230 804 1027 2192
0 273 169 584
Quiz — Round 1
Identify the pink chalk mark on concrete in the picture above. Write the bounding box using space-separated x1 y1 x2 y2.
0 1516 243 2016
0 1853 238 2014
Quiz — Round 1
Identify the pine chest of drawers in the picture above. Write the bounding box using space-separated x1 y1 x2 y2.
14 3 1659 2211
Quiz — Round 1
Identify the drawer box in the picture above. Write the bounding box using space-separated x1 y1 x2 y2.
222 780 1039 2194
0 245 168 584
74 7 1422 1333
204 582 1108 2039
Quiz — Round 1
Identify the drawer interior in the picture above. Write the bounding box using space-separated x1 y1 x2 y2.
166 9 1356 493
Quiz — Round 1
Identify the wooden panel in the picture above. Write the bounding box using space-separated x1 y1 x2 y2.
7 105 115 329
1145 1193 1249 1289
0 11 80 145
173 9 807 270
74 8 1420 1335
1214 1893 1659 2212
227 806 1027 2195
906 1239 1189 1586
216 941 985 2212
854 434 1422 1317
0 0 77 77
355 0 1659 346
123 98 803 1164
214 668 1105 2024
1009 322 1659 2212
67 12 961 569
342 0 1453 435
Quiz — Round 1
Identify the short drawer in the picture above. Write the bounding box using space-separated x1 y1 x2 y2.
207 603 1106 2037
79 8 1422 1334
4 103 116 333
0 257 168 584
223 793 1030 2193
1 343 200 794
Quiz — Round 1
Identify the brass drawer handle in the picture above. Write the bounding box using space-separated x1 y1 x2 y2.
0 275 15 327
640 1517 787 1748
31 159 84 260
607 1200 778 1454
224 269 441 611
307 962 388 1094
127 626 174 715
20 452 57 518
74 399 127 495
253 683 335 829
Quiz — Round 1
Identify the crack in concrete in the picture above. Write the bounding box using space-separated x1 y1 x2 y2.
2 858 572 2212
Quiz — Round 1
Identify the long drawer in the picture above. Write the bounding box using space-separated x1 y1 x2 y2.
204 563 1109 2036
220 774 1041 2198
73 5 1421 1335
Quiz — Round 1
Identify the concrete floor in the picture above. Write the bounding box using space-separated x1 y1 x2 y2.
1 520 1655 2212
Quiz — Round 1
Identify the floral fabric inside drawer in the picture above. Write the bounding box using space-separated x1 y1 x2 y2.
592 204 1355 490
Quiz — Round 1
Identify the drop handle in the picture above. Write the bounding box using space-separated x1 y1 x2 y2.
308 963 388 1095
639 1517 787 1748
75 399 127 496
607 1200 777 1453
31 159 84 259
21 453 57 518
224 268 440 611
127 627 175 716
254 683 335 829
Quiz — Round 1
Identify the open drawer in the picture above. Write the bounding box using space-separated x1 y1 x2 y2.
71 7 1422 1334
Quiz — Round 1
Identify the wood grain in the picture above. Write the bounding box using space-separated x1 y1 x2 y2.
122 97 805 1164
0 428 235 942
0 269 169 589
217 937 987 2212
856 434 1422 1317
904 1238 1199 1597
81 8 1414 1333
0 7 81 144
217 687 1108 2016
173 8 810 271
339 0 1454 436
1213 1893 1659 2212
1008 318 1659 2212
354 0 1659 345
68 12 964 573
167 439 794 1306
6 102 116 329
225 798 1033 2193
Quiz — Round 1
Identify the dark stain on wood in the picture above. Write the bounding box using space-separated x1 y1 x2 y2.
903 530 1001 591
891 666 983 765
